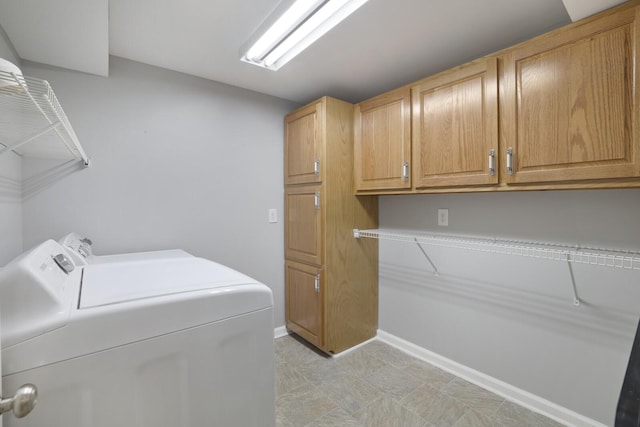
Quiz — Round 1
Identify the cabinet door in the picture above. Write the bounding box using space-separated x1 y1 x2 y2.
285 101 323 185
354 88 412 191
285 261 323 348
502 7 640 184
285 185 323 266
412 58 498 188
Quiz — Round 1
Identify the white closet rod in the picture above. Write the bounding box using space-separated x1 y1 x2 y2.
0 70 89 166
354 228 640 307
353 228 640 270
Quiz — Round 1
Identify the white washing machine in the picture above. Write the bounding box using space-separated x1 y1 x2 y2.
0 239 275 427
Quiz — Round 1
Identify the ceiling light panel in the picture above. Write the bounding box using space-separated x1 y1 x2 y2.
241 0 369 71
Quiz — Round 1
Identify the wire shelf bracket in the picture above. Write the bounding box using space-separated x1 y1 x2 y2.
354 228 640 307
414 237 439 276
0 70 90 167
566 254 581 307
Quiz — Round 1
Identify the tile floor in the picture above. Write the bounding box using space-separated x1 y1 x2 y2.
275 334 565 427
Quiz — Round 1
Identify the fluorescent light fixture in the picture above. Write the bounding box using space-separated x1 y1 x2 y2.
241 0 369 71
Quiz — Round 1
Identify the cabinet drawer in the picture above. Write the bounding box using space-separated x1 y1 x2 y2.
285 185 323 266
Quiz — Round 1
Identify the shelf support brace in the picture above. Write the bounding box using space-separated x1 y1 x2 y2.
414 238 439 276
353 230 440 276
42 94 90 167
0 122 61 157
566 253 581 307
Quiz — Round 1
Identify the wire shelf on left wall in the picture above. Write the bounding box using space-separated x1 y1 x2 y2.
0 69 89 167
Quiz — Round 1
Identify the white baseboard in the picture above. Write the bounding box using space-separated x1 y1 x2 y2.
376 330 607 427
274 325 288 339
329 336 378 358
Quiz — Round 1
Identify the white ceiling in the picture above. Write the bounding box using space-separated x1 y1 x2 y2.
0 0 108 77
0 0 628 104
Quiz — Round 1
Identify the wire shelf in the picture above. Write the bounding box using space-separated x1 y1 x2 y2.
354 229 640 270
0 70 89 166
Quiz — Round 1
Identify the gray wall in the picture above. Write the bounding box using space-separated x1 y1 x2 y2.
0 25 22 265
379 190 640 425
21 58 298 326
0 153 22 266
0 24 19 65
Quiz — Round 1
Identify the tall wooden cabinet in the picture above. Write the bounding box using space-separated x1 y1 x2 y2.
284 96 378 354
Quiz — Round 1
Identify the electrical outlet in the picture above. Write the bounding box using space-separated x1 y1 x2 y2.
438 208 449 226
268 208 278 223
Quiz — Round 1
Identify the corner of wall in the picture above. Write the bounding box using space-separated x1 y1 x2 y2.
0 22 21 66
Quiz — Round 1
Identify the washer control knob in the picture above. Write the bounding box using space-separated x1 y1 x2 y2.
53 253 74 274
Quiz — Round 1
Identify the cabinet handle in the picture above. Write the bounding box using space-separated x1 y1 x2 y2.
314 159 320 176
402 161 409 182
488 149 496 176
314 274 320 293
506 147 514 176
314 192 320 209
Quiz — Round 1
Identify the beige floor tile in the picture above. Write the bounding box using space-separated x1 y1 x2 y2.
402 384 468 427
365 363 424 400
274 336 567 427
441 378 504 417
294 357 350 386
275 407 296 427
306 408 363 427
318 373 383 414
274 335 299 359
275 361 308 396
493 401 565 427
402 360 456 390
336 346 387 377
453 409 495 427
275 334 326 367
276 382 337 427
353 397 427 427
361 340 417 368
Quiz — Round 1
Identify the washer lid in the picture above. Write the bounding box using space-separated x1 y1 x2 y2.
80 257 258 309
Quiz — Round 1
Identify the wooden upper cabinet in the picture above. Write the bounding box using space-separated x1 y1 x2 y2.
502 6 640 184
285 101 323 185
412 57 499 188
354 87 412 191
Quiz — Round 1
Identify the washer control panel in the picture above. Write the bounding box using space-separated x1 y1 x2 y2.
0 239 79 347
58 232 93 266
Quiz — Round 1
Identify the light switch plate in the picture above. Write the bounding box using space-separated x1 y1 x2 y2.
268 208 278 223
438 209 449 226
